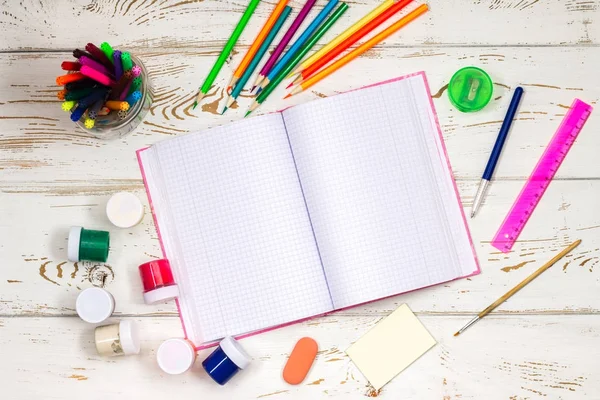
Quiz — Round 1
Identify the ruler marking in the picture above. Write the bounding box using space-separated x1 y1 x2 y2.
491 99 593 253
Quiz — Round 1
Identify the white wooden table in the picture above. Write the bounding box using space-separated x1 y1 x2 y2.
1 1 599 399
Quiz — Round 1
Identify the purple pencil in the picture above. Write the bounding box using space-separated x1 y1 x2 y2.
251 0 317 90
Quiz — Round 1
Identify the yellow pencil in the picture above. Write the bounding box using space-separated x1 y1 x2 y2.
285 4 429 98
287 0 394 79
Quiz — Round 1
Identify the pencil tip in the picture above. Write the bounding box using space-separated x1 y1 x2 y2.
453 332 459 337
221 107 228 115
244 111 251 118
283 93 292 100
286 82 294 89
192 101 197 110
470 212 475 218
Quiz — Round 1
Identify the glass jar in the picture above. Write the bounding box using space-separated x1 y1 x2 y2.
77 54 153 139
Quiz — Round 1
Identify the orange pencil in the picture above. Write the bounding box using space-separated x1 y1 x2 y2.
286 4 429 98
226 0 289 91
290 0 413 88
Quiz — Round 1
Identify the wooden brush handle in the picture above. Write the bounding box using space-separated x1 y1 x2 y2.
478 240 581 318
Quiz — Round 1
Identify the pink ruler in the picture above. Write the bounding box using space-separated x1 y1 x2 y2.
491 99 593 253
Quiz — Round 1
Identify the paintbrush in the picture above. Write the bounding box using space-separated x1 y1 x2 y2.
454 239 581 337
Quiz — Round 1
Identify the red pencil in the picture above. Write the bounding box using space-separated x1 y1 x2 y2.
292 0 413 86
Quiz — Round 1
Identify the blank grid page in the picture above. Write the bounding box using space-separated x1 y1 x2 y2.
152 115 332 343
283 75 476 309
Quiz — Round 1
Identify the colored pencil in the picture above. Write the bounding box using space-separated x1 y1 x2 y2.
257 0 339 92
286 4 428 98
192 0 262 109
454 240 581 337
290 0 413 88
223 6 293 114
227 0 289 91
251 0 317 91
289 0 393 78
246 3 348 117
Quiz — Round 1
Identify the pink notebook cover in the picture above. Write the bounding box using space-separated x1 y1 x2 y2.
136 72 481 350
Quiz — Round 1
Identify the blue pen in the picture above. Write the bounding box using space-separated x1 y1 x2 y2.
471 86 524 218
257 0 338 91
223 6 292 114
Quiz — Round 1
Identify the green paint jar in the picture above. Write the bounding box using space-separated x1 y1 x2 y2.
68 226 110 262
448 66 493 112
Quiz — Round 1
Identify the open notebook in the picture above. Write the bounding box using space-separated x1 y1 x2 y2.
138 72 479 348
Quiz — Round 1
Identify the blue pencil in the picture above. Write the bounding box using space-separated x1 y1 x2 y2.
471 86 524 218
256 0 338 92
223 6 293 114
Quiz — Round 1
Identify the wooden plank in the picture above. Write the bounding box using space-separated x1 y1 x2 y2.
1 180 599 316
0 47 599 182
0 0 598 50
0 314 597 399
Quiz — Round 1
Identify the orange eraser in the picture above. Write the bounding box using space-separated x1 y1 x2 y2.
283 337 318 385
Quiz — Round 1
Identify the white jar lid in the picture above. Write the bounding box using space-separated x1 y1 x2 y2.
157 338 196 375
143 285 180 305
220 336 251 369
119 320 141 355
106 192 144 228
76 287 115 324
68 226 82 262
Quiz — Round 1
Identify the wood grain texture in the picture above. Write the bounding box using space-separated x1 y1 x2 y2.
0 0 598 50
1 180 599 317
0 48 599 182
1 1 599 399
0 315 598 399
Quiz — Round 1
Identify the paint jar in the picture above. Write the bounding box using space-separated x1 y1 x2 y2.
95 320 141 357
157 338 196 375
139 259 179 304
77 54 153 140
106 192 144 228
76 287 115 324
202 336 251 385
68 226 110 262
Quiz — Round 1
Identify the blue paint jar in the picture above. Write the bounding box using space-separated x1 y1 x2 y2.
202 336 251 385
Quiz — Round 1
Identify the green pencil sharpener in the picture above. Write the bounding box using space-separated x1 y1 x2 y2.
448 66 493 112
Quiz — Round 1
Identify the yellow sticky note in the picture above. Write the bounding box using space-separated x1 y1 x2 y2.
346 304 436 390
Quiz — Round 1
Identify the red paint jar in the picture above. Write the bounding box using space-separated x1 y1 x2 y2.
139 259 179 304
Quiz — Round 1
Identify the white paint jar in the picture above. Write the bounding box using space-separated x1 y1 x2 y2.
95 320 141 357
157 338 196 375
76 287 115 324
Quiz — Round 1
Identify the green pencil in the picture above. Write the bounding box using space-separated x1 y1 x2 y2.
246 2 348 117
193 0 262 109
